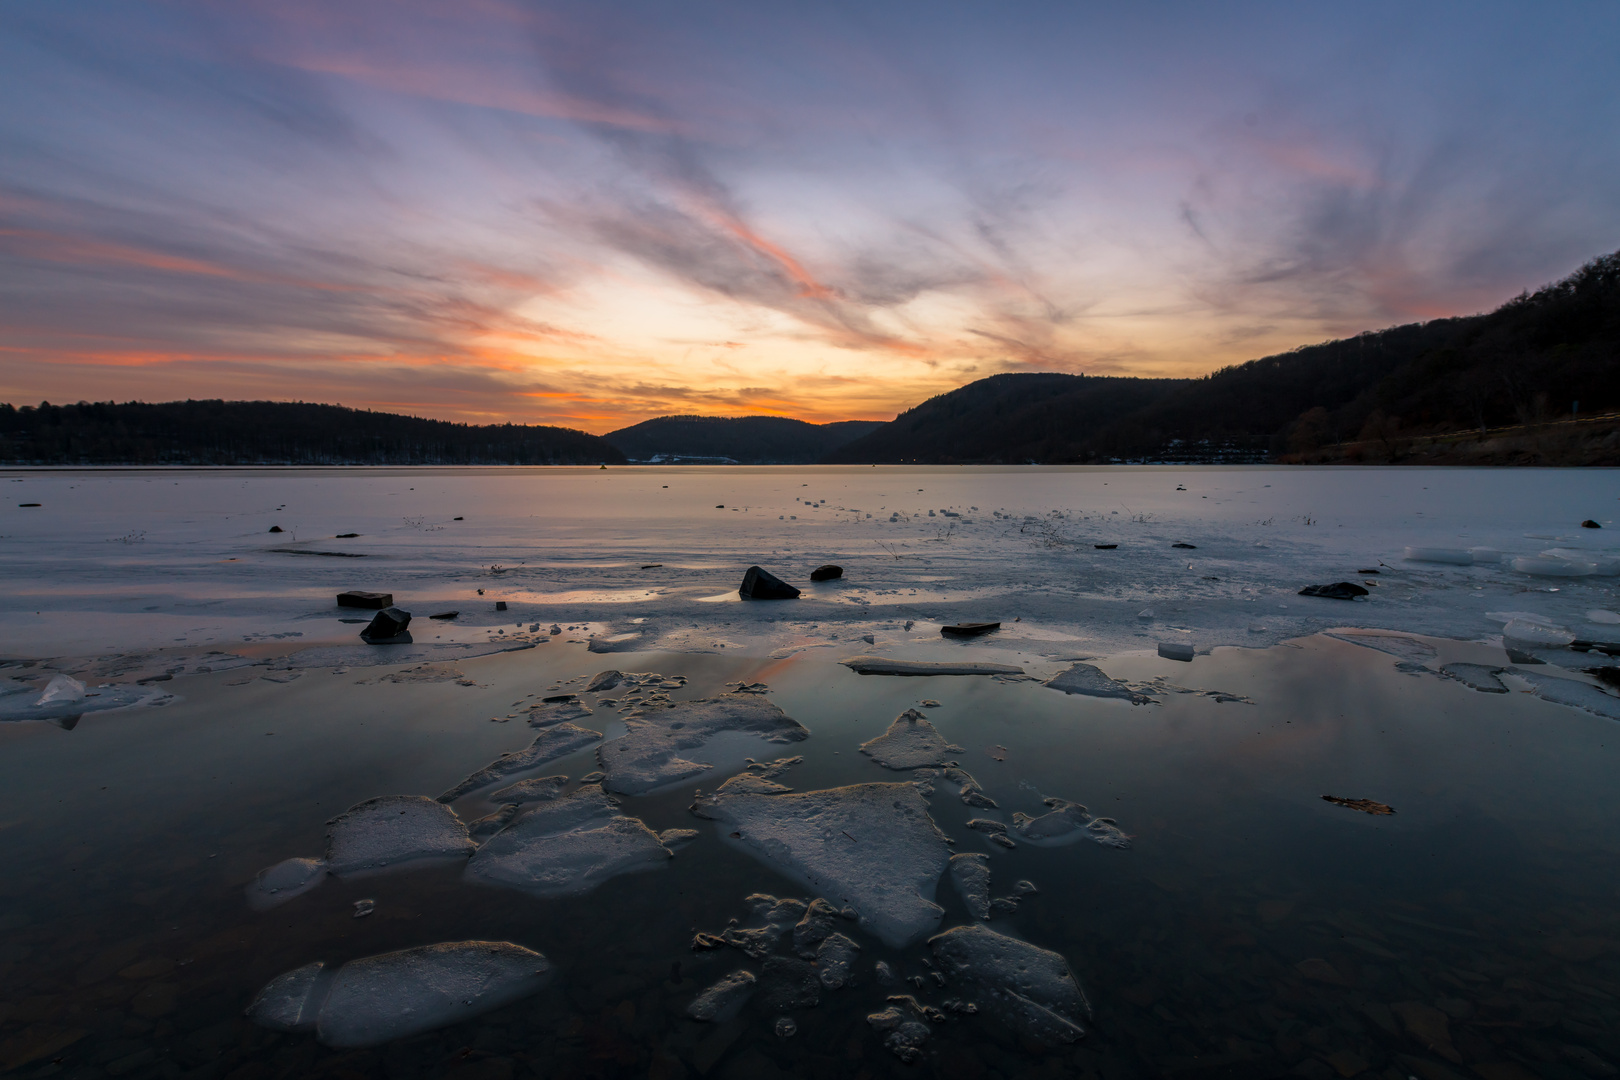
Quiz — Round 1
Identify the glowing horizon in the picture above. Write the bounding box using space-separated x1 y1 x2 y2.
2 1 1618 434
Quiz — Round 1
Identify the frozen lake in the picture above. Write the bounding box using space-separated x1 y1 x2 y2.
1 466 1618 1079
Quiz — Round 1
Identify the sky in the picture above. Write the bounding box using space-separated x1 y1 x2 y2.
2 1 1618 433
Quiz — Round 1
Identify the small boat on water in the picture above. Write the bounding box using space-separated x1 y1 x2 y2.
941 622 1000 637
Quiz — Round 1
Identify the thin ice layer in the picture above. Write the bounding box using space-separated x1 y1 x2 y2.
438 724 602 802
693 777 952 947
1439 664 1509 693
1041 663 1149 702
313 941 553 1048
1012 798 1131 849
0 680 170 724
928 924 1089 1045
842 656 1024 676
860 709 963 770
487 775 569 804
1326 633 1438 664
597 693 808 795
465 784 673 897
1518 672 1620 720
247 857 329 910
244 962 328 1032
687 970 756 1021
324 796 475 876
950 853 992 920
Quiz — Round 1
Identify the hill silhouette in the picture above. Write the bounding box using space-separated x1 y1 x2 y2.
604 415 884 463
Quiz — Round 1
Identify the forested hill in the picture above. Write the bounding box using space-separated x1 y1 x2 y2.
0 400 625 466
826 249 1620 464
603 415 885 463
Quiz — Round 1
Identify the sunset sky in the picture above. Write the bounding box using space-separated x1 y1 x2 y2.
3 1 1618 432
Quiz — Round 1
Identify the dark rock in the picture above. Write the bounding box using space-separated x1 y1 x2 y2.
810 564 844 581
1582 519 1602 529
268 525 283 533
18 502 41 508
337 591 394 609
1094 544 1117 549
335 533 360 538
495 601 507 611
360 607 412 642
453 516 463 520
1298 582 1369 600
941 622 999 637
428 611 458 620
739 566 801 600
1171 542 1197 549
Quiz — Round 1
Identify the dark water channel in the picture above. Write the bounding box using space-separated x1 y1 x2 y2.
0 635 1617 1080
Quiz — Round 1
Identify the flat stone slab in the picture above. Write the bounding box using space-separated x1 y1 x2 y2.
694 777 952 947
598 694 809 795
842 656 1024 677
465 785 674 898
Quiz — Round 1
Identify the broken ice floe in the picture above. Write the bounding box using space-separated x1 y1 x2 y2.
325 796 476 876
1439 664 1509 693
1326 632 1437 665
437 723 602 802
1012 798 1131 849
467 804 521 841
929 924 1089 1045
949 853 992 920
466 784 674 897
247 941 553 1048
1041 663 1153 704
487 775 569 804
526 699 594 727
0 674 172 726
693 778 953 947
246 857 329 911
1517 672 1620 721
597 693 808 795
867 1001 933 1062
842 656 1024 677
944 767 997 808
585 669 622 692
967 818 1017 849
860 709 964 770
687 969 756 1021
1503 619 1576 649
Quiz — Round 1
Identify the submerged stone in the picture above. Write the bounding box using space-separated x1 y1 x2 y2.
859 709 964 770
929 924 1089 1045
949 853 992 920
694 778 953 947
597 693 809 795
842 656 1024 677
324 796 475 876
466 785 673 898
314 941 553 1048
247 857 329 910
437 724 602 802
687 970 756 1022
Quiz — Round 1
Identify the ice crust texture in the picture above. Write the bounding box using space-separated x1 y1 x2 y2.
694 777 953 947
1012 798 1132 849
247 857 329 910
247 942 553 1048
597 693 809 795
929 924 1089 1045
859 709 964 769
437 724 602 802
949 853 993 919
325 796 475 876
1042 663 1149 702
466 784 674 897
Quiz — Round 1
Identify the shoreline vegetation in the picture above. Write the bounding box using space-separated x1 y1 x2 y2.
4 249 1615 468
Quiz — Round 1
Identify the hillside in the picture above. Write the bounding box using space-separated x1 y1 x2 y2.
827 249 1620 464
603 415 885 464
0 400 625 466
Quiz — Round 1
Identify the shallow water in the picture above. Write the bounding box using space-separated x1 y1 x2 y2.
1 628 1617 1080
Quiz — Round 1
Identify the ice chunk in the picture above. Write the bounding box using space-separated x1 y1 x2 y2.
694 778 953 947
1157 641 1194 662
487 775 569 805
686 970 756 1021
1012 797 1131 849
325 796 475 876
313 941 553 1048
1588 610 1620 625
1403 547 1474 565
467 804 519 841
465 785 673 898
860 709 963 770
842 656 1024 677
1518 673 1620 721
437 724 602 802
1542 549 1620 576
526 700 594 727
1326 632 1437 664
815 933 860 989
1439 664 1508 693
247 857 329 910
245 961 328 1032
585 669 623 692
1513 556 1596 577
1503 619 1575 648
597 694 808 795
945 767 996 809
791 897 839 956
949 853 992 920
928 924 1088 1045
1486 611 1560 626
36 674 85 705
868 1005 931 1062
658 828 699 849
1041 663 1150 703
1469 547 1504 564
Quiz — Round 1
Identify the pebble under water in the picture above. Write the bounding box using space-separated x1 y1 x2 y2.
0 633 1617 1080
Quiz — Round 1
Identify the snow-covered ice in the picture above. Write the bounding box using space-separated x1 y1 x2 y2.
949 852 992 919
596 693 808 795
928 924 1089 1045
1042 662 1149 702
324 795 475 876
465 784 674 897
859 709 963 769
437 724 602 802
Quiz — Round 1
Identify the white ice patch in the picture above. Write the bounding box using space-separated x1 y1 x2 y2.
1041 663 1151 703
325 795 475 877
249 941 555 1048
693 777 953 947
928 924 1089 1045
949 852 992 920
596 693 808 795
1588 609 1620 625
842 656 1024 677
0 679 170 725
36 674 85 704
1518 672 1620 721
437 724 602 802
860 709 964 770
465 784 673 897
247 857 329 910
1503 619 1576 648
